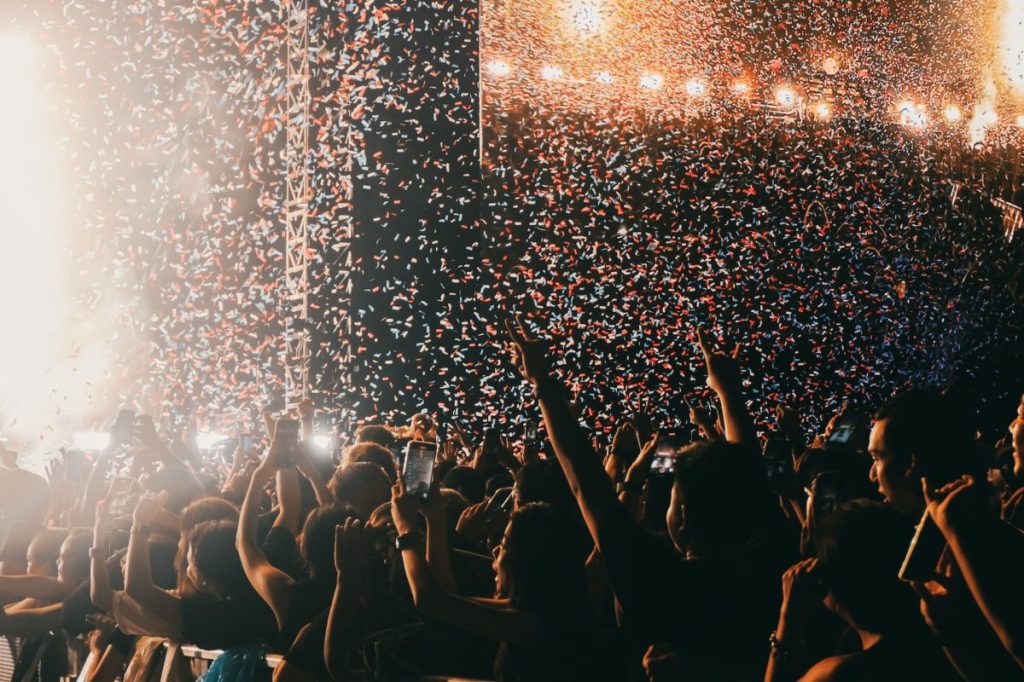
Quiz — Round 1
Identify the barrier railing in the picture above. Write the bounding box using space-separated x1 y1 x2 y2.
993 197 1023 243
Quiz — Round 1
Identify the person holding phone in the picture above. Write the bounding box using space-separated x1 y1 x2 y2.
391 478 607 681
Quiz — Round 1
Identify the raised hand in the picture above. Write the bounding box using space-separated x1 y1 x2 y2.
696 327 743 395
390 477 420 536
334 518 367 583
132 491 167 527
777 558 825 639
505 314 554 386
923 475 989 538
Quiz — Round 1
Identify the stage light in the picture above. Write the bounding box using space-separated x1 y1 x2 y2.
594 71 614 84
72 431 110 451
196 432 228 450
732 81 749 94
1002 0 1024 86
899 103 927 128
943 105 962 122
1017 114 1024 127
639 73 663 90
897 100 916 114
313 434 332 451
813 102 830 118
822 56 840 75
775 87 797 107
541 65 563 80
486 60 511 77
569 0 605 34
685 79 706 96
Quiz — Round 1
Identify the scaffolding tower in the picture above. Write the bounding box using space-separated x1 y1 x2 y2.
282 0 312 411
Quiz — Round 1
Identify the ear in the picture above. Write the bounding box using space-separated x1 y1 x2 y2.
906 450 921 480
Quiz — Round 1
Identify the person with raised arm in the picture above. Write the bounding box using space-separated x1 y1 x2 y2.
506 315 794 679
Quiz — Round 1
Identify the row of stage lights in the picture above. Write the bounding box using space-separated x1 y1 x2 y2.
485 59 1024 130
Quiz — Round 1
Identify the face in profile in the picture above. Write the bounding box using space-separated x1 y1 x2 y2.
868 419 920 517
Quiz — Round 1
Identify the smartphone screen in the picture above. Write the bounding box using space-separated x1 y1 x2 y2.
763 437 793 481
239 433 253 452
403 441 436 500
827 413 863 447
650 433 679 476
811 471 844 520
274 419 299 465
898 508 948 582
106 476 138 518
524 420 538 443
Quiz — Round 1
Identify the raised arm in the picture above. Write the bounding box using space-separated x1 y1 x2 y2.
236 440 296 630
0 575 75 603
926 477 1024 668
90 502 114 613
697 328 758 449
391 478 539 642
0 602 64 637
325 519 367 682
122 492 182 637
505 317 632 549
421 484 458 593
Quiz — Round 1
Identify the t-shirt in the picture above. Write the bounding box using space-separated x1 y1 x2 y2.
180 592 277 650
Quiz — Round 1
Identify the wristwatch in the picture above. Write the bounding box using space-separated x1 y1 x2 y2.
395 531 425 552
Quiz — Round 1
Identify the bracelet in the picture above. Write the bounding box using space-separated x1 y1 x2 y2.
768 630 802 664
395 531 425 552
89 547 109 560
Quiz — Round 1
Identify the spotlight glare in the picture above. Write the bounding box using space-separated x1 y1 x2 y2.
313 434 332 451
897 100 916 114
570 0 604 34
732 81 749 94
944 105 962 122
685 79 706 96
486 60 511 77
1017 114 1024 127
639 73 663 90
595 71 614 84
72 431 110 451
196 431 228 450
814 102 830 118
775 86 797 107
899 102 928 128
541 65 564 80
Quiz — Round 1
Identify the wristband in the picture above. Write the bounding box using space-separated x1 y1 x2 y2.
768 630 801 663
395 531 425 552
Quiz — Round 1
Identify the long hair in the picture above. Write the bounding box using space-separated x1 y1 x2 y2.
502 503 591 632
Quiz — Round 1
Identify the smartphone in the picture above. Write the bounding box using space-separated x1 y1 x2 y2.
106 476 139 519
63 449 89 482
763 437 793 481
274 418 299 465
524 420 538 443
650 431 683 476
810 471 844 520
238 433 253 452
827 413 861 447
403 440 436 500
495 487 516 510
898 508 948 582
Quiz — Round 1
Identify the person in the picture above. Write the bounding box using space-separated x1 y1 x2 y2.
237 432 356 680
867 388 980 518
765 500 960 681
346 442 399 482
120 494 276 650
390 477 604 681
507 316 795 679
327 462 392 519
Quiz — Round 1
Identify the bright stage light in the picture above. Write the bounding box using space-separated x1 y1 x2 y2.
732 81 749 94
639 73 663 90
898 102 927 127
813 102 830 118
775 87 797 107
313 434 332 451
541 65 564 80
594 71 614 84
1017 114 1024 127
944 105 962 122
196 432 229 451
685 79 706 96
1002 0 1024 86
569 0 605 34
72 431 110 451
486 60 511 77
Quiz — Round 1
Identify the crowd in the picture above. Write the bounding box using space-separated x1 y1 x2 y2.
1 311 1023 681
